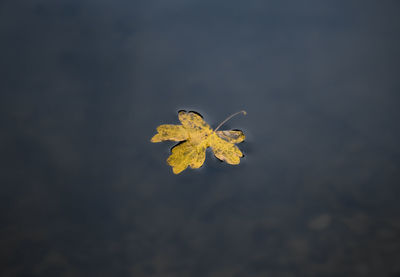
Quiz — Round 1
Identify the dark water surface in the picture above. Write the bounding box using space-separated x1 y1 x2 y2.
1 1 400 276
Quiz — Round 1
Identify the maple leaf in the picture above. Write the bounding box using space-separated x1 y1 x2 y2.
151 110 246 174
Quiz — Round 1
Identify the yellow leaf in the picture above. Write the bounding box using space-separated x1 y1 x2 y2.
151 110 246 174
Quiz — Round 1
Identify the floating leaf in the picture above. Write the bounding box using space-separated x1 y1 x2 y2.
151 110 246 174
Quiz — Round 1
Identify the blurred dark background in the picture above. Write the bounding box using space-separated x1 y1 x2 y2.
1 1 400 276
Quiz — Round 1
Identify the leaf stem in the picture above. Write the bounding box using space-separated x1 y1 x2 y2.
214 110 247 131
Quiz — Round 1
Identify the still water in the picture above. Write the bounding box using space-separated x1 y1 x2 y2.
1 1 400 276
